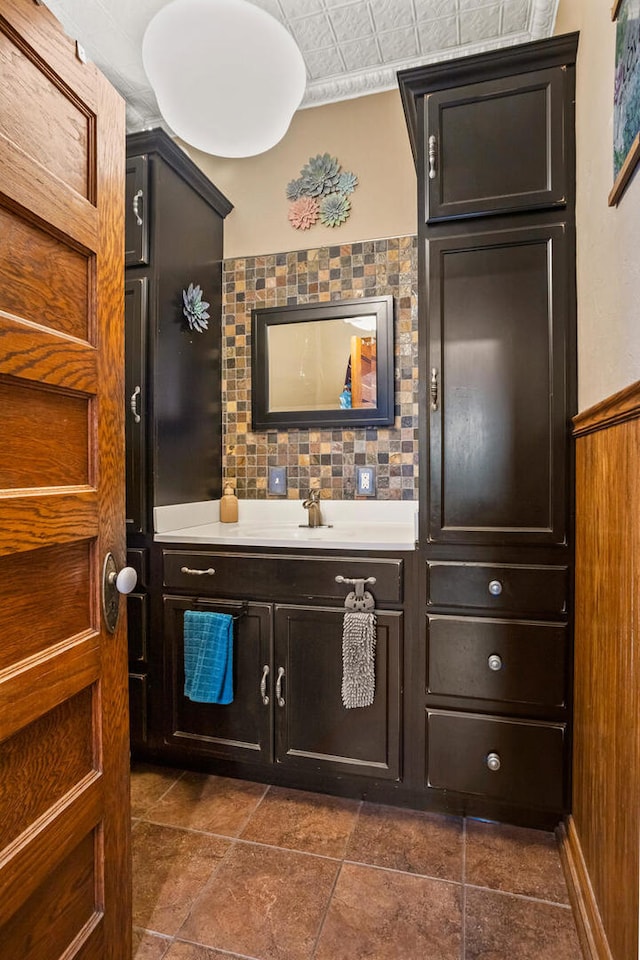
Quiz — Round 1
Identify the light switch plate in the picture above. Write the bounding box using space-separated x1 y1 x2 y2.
356 466 376 497
268 465 287 496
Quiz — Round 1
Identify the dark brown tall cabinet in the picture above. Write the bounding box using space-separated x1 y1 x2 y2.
399 33 578 827
124 129 232 749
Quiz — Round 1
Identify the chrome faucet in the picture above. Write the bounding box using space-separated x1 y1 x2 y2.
302 488 323 527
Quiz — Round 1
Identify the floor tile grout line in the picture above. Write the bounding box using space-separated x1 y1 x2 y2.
170 836 243 945
173 932 263 960
341 797 363 858
310 860 344 960
136 816 350 862
343 857 464 886
232 781 272 839
130 769 187 819
464 881 575 909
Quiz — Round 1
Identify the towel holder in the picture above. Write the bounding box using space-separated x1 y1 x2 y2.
335 575 376 598
192 599 249 621
335 576 376 611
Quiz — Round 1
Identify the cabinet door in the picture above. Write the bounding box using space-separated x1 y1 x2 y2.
427 223 570 546
125 154 149 265
163 597 272 764
125 278 147 533
274 605 402 780
424 68 567 221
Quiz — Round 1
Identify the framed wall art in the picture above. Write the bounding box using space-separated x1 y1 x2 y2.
609 0 640 205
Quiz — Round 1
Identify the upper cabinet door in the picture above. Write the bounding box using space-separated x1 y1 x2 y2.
424 67 567 222
125 277 148 532
427 223 571 547
125 154 150 266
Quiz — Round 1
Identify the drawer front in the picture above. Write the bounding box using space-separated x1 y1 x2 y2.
163 551 403 604
427 562 567 617
427 710 565 810
427 616 567 708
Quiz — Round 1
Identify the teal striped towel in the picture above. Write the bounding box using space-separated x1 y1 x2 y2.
183 611 234 704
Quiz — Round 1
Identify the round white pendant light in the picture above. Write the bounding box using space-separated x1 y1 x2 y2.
142 0 306 158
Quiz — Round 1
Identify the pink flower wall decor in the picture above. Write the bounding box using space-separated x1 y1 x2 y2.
288 195 320 230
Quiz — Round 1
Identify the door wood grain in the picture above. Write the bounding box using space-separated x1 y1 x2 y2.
0 2 129 958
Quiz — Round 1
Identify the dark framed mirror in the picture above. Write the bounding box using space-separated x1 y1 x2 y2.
251 295 395 430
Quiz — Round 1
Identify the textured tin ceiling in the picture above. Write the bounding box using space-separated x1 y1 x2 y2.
41 0 559 132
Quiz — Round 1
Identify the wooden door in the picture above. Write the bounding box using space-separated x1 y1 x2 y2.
0 2 129 958
424 67 567 222
426 223 570 546
274 605 402 781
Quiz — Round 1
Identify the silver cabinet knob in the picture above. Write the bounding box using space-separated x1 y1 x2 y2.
488 654 503 672
488 579 503 596
486 752 501 772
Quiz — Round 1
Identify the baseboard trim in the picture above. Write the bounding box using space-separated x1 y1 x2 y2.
557 816 615 960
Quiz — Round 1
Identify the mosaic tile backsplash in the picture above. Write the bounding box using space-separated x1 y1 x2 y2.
222 236 418 500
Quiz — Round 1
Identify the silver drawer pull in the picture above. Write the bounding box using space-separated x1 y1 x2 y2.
486 752 501 772
275 666 285 707
260 664 270 705
488 579 503 597
487 654 503 672
132 188 144 226
180 566 215 576
130 385 141 423
428 134 438 180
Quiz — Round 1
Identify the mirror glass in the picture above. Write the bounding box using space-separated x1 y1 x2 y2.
251 296 394 430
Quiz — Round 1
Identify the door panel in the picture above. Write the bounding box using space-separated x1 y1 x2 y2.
125 154 149 266
125 277 147 532
0 204 90 338
164 597 272 763
427 224 568 545
274 605 402 780
0 29 92 198
0 3 128 959
0 380 90 486
425 68 566 221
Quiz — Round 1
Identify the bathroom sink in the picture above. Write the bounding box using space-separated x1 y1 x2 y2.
154 501 418 551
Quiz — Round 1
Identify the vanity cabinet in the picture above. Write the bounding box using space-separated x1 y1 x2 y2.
124 130 232 749
154 548 406 795
399 33 577 827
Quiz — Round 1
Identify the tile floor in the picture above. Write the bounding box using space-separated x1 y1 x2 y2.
131 763 583 960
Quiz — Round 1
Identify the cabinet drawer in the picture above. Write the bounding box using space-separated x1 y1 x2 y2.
427 616 567 708
427 710 565 810
427 562 567 617
163 551 404 604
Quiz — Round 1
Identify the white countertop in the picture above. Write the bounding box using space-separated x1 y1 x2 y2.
154 499 418 552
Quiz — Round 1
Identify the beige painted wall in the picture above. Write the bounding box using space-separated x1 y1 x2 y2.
556 0 640 410
187 89 417 260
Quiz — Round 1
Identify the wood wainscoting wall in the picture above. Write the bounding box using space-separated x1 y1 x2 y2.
559 381 640 960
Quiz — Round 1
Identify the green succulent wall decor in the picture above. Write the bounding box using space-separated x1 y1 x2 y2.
182 282 210 334
287 153 358 230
